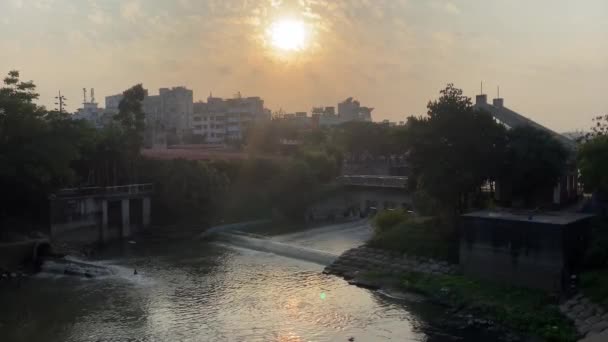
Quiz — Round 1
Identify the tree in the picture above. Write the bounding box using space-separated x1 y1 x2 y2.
333 121 404 156
114 84 146 153
578 135 608 195
586 114 608 139
404 84 507 214
502 126 569 206
0 71 92 226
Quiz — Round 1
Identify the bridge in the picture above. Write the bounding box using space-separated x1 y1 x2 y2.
307 171 411 222
337 175 408 189
49 184 153 244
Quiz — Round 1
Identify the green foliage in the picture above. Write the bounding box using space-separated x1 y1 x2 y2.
0 71 94 223
502 126 568 206
220 158 281 221
369 212 454 261
580 270 608 309
332 121 405 156
582 218 608 269
298 150 339 183
405 84 507 214
412 189 442 216
578 135 608 194
138 159 229 224
373 209 411 233
244 119 300 154
586 114 608 139
398 272 577 342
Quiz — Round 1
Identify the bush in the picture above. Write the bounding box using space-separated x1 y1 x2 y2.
583 218 608 269
399 272 577 342
369 214 455 261
373 209 411 233
580 271 608 308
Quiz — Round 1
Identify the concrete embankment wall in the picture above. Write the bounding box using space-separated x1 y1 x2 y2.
324 245 458 284
0 239 50 271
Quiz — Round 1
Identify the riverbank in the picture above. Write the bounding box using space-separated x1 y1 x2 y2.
324 245 579 342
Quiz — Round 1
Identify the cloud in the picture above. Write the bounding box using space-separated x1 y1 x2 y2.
120 1 143 22
9 0 23 8
431 1 461 15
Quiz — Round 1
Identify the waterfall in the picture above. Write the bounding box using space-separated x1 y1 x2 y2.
216 233 339 266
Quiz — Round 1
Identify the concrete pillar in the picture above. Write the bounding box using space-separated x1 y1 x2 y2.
121 199 130 238
553 182 561 205
142 197 151 228
100 199 109 243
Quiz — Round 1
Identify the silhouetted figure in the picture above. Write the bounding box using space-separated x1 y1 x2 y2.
133 269 138 275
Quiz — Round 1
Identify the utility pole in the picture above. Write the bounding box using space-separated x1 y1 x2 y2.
55 91 67 114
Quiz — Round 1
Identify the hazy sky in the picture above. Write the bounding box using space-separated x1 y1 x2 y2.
1 0 607 132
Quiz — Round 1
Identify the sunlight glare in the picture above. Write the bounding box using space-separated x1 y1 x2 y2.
268 18 308 52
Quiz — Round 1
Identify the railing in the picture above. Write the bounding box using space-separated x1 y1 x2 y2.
55 183 153 198
337 175 408 189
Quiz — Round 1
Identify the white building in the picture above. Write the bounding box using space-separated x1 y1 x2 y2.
73 89 105 128
104 87 193 139
74 102 105 128
192 94 270 144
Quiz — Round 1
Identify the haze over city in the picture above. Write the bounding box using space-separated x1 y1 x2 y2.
1 0 607 132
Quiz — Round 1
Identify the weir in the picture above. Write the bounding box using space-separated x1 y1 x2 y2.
216 233 339 266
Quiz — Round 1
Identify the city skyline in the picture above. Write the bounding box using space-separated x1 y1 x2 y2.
2 0 607 132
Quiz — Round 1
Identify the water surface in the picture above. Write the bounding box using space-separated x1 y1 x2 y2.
0 223 500 341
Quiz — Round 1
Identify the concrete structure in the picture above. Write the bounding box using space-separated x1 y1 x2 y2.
105 87 192 139
309 98 373 128
74 102 104 128
192 94 270 143
338 97 373 122
49 184 153 244
105 93 124 113
282 112 311 128
342 154 409 176
159 87 193 137
306 187 413 222
474 93 579 206
460 210 593 292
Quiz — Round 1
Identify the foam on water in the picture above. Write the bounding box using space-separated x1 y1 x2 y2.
216 233 339 266
38 256 156 286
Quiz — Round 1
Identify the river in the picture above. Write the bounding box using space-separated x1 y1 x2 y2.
0 222 503 341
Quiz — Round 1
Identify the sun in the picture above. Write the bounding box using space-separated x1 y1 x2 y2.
268 18 309 52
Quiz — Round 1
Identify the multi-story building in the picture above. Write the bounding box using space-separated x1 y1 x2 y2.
473 93 578 206
74 102 104 128
159 87 193 137
338 97 373 122
73 89 105 129
105 87 192 139
104 94 124 114
192 94 270 144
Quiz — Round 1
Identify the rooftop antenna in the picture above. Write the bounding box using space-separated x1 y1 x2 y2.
83 88 87 104
497 86 500 98
480 81 484 95
91 88 95 104
55 91 67 114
